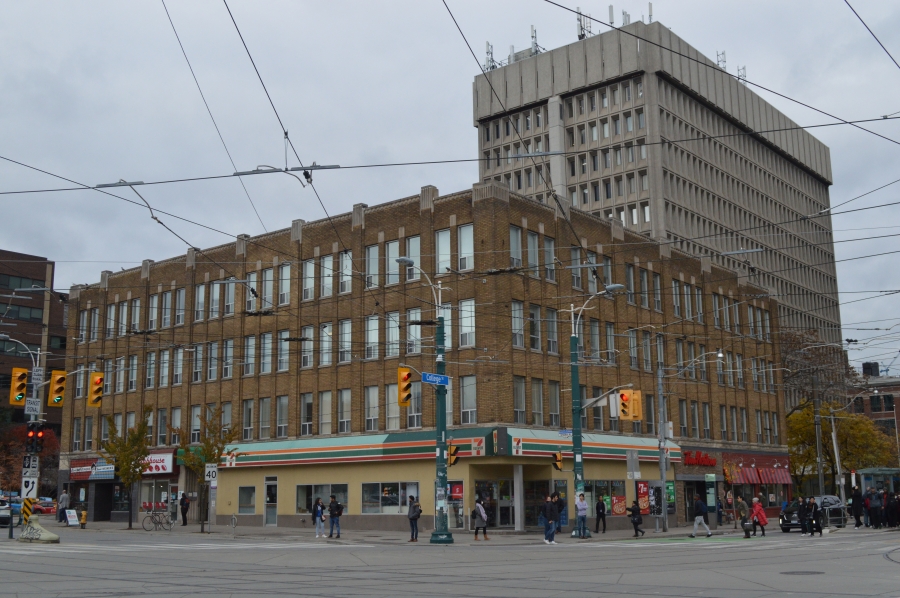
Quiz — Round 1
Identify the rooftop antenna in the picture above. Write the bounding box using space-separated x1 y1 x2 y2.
531 25 538 54
508 44 515 65
484 42 496 71
622 10 631 25
609 5 615 26
716 51 726 71
649 2 653 23
737 65 747 84
577 7 585 39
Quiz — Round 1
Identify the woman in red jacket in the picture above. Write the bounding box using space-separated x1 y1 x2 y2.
750 497 769 537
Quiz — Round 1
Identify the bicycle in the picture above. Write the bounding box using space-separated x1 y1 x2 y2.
142 510 174 531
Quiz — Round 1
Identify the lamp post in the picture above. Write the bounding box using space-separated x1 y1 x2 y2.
396 257 453 544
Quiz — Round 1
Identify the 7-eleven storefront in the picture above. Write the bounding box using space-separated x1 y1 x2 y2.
215 427 681 532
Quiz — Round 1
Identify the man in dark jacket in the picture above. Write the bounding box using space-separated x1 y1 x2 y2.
327 494 343 538
554 492 567 534
179 493 190 526
798 496 809 536
541 495 559 545
807 497 822 537
690 497 712 538
851 486 863 529
594 496 606 533
870 490 883 529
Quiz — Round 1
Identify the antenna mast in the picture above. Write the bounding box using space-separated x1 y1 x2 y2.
716 51 727 71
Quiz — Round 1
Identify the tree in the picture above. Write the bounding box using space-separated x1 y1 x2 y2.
101 407 152 529
780 330 862 416
787 400 898 493
177 404 240 533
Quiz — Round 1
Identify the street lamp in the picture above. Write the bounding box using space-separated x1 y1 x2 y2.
396 257 453 544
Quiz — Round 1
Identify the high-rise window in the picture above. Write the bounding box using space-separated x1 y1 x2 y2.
260 332 272 374
174 288 185 325
261 268 274 309
546 309 558 354
159 351 169 388
245 273 257 312
243 336 255 375
365 316 379 359
172 348 183 384
192 345 203 382
208 341 218 380
544 237 556 281
222 339 233 378
194 284 205 321
145 352 156 389
406 309 421 354
527 232 539 277
209 284 220 318
161 291 172 327
301 326 313 367
511 301 525 348
277 330 289 371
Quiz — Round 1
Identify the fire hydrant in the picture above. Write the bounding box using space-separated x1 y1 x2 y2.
79 511 87 529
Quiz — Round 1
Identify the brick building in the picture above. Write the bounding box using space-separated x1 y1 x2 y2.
848 376 900 493
60 183 789 529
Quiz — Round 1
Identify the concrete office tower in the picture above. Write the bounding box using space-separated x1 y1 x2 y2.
474 20 840 349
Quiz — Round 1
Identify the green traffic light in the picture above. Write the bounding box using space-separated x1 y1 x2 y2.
14 393 24 401
52 396 62 403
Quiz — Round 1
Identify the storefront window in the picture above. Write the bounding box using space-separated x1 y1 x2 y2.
448 480 464 529
582 479 627 517
238 486 256 514
295 484 348 514
362 482 419 514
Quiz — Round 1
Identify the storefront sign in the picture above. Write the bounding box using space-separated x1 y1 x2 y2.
471 437 485 457
65 510 79 526
636 481 650 515
142 453 174 475
682 451 717 466
512 438 523 456
610 495 628 516
70 458 115 481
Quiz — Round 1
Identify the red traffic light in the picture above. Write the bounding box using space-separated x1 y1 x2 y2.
27 430 35 439
400 371 411 382
37 430 44 438
94 376 104 385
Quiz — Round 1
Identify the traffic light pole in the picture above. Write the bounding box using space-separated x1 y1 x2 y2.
657 367 668 532
569 323 585 500
431 281 453 544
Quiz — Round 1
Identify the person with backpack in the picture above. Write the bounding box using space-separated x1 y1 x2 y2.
313 497 326 538
628 500 645 537
472 498 489 540
689 496 712 538
749 497 768 536
407 495 422 542
594 495 607 534
179 492 190 526
327 494 343 538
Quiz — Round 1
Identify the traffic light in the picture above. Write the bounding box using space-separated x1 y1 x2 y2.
619 390 643 420
48 370 66 407
618 390 633 419
553 451 563 471
447 442 459 466
35 423 45 453
398 367 412 407
25 422 37 453
629 390 643 420
9 367 28 405
88 372 104 407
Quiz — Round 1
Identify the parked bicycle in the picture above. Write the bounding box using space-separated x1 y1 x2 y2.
142 503 174 532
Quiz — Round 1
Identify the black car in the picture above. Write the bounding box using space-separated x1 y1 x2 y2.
0 499 10 527
779 495 846 531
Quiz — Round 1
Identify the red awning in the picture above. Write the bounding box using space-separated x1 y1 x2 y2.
758 468 776 484
773 467 792 484
733 466 760 484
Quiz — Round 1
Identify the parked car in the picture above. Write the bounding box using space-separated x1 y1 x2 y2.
0 499 10 527
779 495 847 531
32 501 57 515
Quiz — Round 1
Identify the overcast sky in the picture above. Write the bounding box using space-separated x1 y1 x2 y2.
2 1 899 372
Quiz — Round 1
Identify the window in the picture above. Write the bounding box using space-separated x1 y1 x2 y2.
171 348 183 384
302 260 315 300
644 394 655 435
586 252 598 294
449 223 474 272
297 393 313 436
627 329 638 368
191 345 203 382
712 293 720 327
513 376 526 424
679 400 688 437
716 351 725 385
114 356 124 393
319 322 333 365
509 226 522 268
511 301 525 348
756 410 763 444
106 303 116 338
117 301 128 336
546 308 558 354
190 405 201 443
259 333 272 374
278 263 291 305
242 399 254 440
672 280 681 316
222 339 233 378
243 336 256 375
726 352 734 387
723 296 731 330
406 236 420 280
459 299 475 347
338 389 351 433
148 295 158 330
720 405 728 440
702 403 711 439
358 386 379 432
525 304 542 351
525 231 540 277
407 382 422 429
639 269 649 308
259 398 272 440
696 288 704 323
257 268 272 309
606 322 616 364
546 380 561 427
625 264 635 303
100 417 109 443
406 309 421 354
362 482 420 515
699 344 708 381
687 342 696 379
224 279 235 315
461 376 477 424
319 391 332 434
653 273 662 311
83 416 93 450
683 283 692 320
273 396 288 438
169 408 180 445
365 245 379 288
87 307 99 341
385 384 400 431
571 247 583 289
238 486 256 515
160 291 172 327
736 354 744 388
321 255 333 297
174 288 185 325
209 283 220 318
158 351 169 388
365 315 379 359
741 408 748 442
193 284 205 321
339 251 352 294
765 411 772 444
338 320 351 363
530 379 544 426
642 331 652 371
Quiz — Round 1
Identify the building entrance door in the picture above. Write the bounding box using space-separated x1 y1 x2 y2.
474 480 514 527
265 477 277 526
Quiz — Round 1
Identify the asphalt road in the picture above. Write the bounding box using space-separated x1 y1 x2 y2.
1 526 898 597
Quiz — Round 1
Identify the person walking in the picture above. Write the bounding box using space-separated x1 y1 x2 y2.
749 497 768 537
716 496 724 527
541 495 559 544
851 486 863 529
313 497 326 538
736 496 749 534
407 495 422 542
179 492 190 526
575 493 588 539
57 489 70 524
473 498 489 540
798 496 809 536
594 495 607 534
689 496 712 538
628 500 645 537
807 497 822 537
327 494 343 538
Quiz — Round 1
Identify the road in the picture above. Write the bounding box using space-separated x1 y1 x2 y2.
1 525 898 597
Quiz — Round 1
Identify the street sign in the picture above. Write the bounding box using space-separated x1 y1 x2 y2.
204 463 218 483
422 372 450 386
24 398 41 416
22 455 39 478
21 477 38 500
31 367 44 386
558 429 573 437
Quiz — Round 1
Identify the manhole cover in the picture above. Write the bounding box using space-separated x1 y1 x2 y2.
780 571 824 576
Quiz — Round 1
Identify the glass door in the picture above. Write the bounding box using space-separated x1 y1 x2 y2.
497 480 514 527
265 477 277 526
474 480 515 528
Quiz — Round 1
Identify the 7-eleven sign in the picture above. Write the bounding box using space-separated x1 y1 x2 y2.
512 438 523 456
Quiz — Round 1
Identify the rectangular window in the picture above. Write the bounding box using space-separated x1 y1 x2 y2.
238 486 256 514
716 350 725 385
224 279 235 315
242 399 254 440
653 273 662 311
260 332 272 374
672 280 681 316
385 384 400 431
720 405 728 441
712 293 720 327
406 236 420 280
699 344 708 381
190 405 200 443
625 264 635 303
172 348 183 385
193 284 205 321
687 342 696 379
319 391 332 435
531 379 543 426
106 303 116 338
169 408 180 445
300 326 314 367
549 381 560 427
158 350 169 388
83 416 93 450
161 291 172 327
338 389 351 433
571 247 582 289
192 344 203 383
148 295 158 330
511 301 525 348
155 408 167 446
459 300 475 347
127 355 137 391
363 386 380 432
723 297 731 330
628 330 638 368
513 376 526 424
277 330 289 371
458 224 474 271
526 231 539 277
259 398 272 439
701 402 710 439
384 240 400 285
339 251 352 294
222 339 233 378
736 354 744 388
406 309 421 354
407 381 422 429
606 322 616 364
679 399 688 437
431 229 450 275
726 352 734 387
243 336 255 375
302 260 315 300
460 376 477 424
300 393 313 436
683 283 692 320
209 283 220 319
114 356 125 393
244 273 257 312
321 255 333 297
275 395 288 438
695 287 704 323
509 226 522 268
365 315 379 360
117 300 128 336
278 263 291 305
639 269 649 308
528 304 542 351
741 408 748 442
320 322 333 365
338 319 351 363
365 245 379 288
206 341 218 381
642 331 652 371
261 268 274 309
546 308 558 354
174 288 185 325
675 340 684 377
756 410 763 444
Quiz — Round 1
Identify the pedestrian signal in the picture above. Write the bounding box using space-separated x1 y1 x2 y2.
88 372 104 407
10 367 28 405
398 367 413 407
48 370 66 407
447 442 459 466
553 451 563 471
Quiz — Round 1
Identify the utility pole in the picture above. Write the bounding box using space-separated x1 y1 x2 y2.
828 413 845 506
569 304 586 503
656 367 668 532
813 374 825 496
430 281 453 544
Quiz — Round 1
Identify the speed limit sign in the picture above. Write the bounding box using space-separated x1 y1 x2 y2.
204 463 218 483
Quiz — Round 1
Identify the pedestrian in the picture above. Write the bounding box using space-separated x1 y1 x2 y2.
554 492 567 534
628 500 645 537
540 495 558 544
407 495 421 542
689 496 712 538
736 495 749 534
575 493 588 539
750 497 768 537
313 497 326 538
870 490 883 529
851 486 863 529
864 487 874 528
57 489 70 524
473 498 489 540
798 495 809 536
594 495 606 534
179 492 190 526
886 493 898 528
327 494 343 538
716 496 724 527
807 497 822 537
